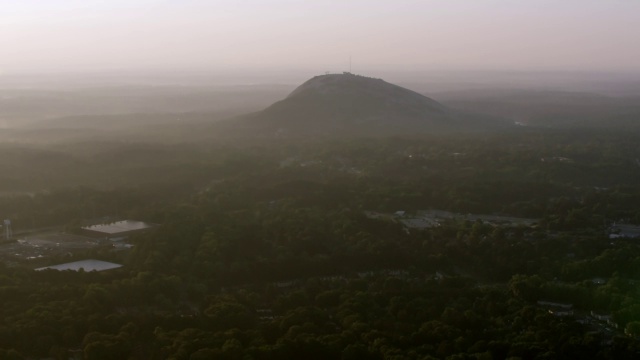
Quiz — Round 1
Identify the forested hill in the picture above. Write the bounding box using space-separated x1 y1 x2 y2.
222 73 511 136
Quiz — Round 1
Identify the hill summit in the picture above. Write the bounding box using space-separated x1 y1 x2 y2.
231 73 508 136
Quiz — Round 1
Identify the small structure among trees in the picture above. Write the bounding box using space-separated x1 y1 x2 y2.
81 220 156 241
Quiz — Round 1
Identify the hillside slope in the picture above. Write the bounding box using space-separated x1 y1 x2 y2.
227 73 508 136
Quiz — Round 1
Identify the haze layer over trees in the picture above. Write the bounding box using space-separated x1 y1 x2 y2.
0 71 639 359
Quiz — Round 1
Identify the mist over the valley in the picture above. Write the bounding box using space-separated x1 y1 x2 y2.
2 69 639 137
2 1 640 359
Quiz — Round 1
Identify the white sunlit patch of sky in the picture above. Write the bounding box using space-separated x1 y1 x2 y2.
1 0 639 73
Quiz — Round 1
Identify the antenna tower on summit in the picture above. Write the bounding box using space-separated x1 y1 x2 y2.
3 219 11 240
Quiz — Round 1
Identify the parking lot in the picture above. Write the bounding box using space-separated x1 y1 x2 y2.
0 233 102 266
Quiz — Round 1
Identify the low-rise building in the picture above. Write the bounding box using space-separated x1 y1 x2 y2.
81 220 156 241
36 259 122 272
538 300 574 316
609 223 640 239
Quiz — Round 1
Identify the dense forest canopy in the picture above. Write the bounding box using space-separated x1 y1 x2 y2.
0 125 639 358
0 70 639 359
4 0 640 356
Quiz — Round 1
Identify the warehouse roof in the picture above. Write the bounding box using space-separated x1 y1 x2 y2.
35 259 122 272
82 220 154 235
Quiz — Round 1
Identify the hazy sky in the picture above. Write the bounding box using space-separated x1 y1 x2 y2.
2 0 640 74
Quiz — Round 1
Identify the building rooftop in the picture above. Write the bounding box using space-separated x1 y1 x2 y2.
82 220 154 235
36 259 122 272
610 224 640 238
